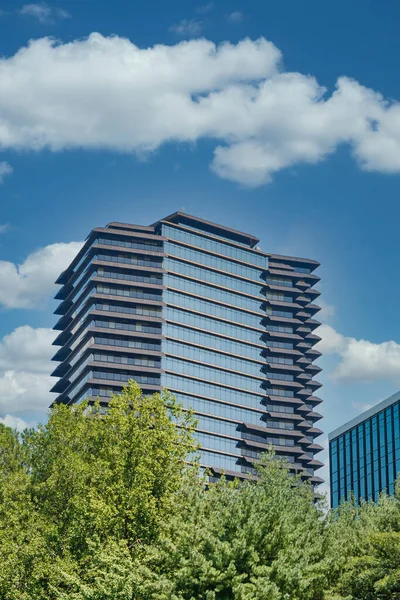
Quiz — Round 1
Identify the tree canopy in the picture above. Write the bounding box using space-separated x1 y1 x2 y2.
1 382 400 599
0 382 197 599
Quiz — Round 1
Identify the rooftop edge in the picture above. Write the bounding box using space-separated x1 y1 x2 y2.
153 211 260 247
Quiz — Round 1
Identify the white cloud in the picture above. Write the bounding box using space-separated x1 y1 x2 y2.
317 300 336 321
0 241 82 309
227 11 244 22
196 2 214 13
0 371 52 415
169 19 203 36
2 34 400 185
0 223 10 233
19 3 70 24
0 325 55 372
352 401 374 413
0 414 32 431
0 326 55 416
315 324 345 355
0 161 13 183
318 324 400 383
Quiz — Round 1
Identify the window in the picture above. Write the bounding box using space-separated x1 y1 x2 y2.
96 267 162 285
165 374 262 407
264 292 293 303
265 324 293 334
266 340 294 350
166 241 262 281
265 276 293 287
165 274 262 312
164 340 262 378
267 437 295 447
97 236 163 252
97 283 162 301
96 252 162 269
164 357 263 393
267 404 294 414
165 290 262 329
165 323 262 360
265 371 294 382
266 388 294 398
162 224 267 267
165 307 261 344
174 392 262 424
165 258 261 296
265 308 294 318
92 370 160 385
93 352 160 368
94 319 161 335
267 356 294 365
95 302 161 317
94 335 160 352
266 420 294 430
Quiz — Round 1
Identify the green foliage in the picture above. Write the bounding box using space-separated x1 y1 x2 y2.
2 382 400 599
0 382 197 599
135 455 331 600
328 487 400 600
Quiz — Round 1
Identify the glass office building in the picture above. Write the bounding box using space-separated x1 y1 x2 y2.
51 212 324 484
329 390 400 507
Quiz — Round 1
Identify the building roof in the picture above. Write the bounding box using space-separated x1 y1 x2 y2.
56 211 321 286
328 389 400 441
153 211 260 247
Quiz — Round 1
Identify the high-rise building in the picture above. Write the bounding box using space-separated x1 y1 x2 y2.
51 212 324 484
329 391 400 508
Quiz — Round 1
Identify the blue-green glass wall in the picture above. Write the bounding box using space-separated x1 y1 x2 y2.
330 401 400 507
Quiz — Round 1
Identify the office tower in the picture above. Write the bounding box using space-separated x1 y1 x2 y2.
51 212 324 484
329 391 400 508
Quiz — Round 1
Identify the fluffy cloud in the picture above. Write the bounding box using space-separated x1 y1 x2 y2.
196 3 214 14
169 19 203 36
227 11 244 23
0 161 13 183
19 3 70 24
0 240 82 309
318 324 400 383
318 300 336 321
317 324 346 355
0 371 52 415
0 326 55 416
0 414 32 431
0 325 55 372
1 34 400 185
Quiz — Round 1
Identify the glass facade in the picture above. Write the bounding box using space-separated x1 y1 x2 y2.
329 391 400 507
51 213 323 485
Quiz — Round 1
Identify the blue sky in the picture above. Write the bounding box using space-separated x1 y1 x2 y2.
1 0 400 489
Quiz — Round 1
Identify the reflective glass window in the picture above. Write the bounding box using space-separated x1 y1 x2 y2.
164 258 261 296
162 224 267 267
165 241 262 281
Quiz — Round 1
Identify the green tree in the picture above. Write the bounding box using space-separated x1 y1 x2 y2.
0 382 197 599
328 487 400 600
0 422 52 599
138 453 332 600
10 380 400 600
